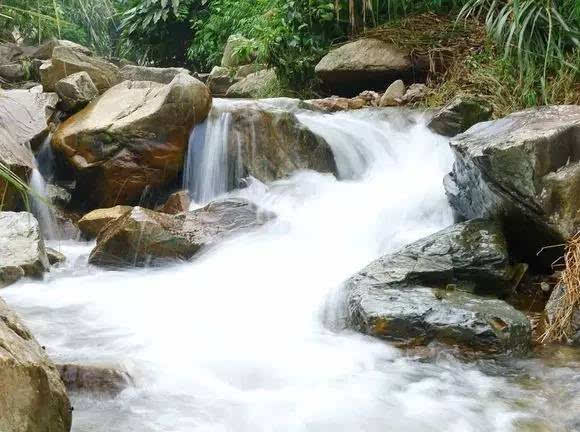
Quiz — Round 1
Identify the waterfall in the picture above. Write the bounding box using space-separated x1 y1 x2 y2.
4 101 573 432
29 134 58 240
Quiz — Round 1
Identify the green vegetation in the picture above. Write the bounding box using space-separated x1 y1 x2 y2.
2 0 578 110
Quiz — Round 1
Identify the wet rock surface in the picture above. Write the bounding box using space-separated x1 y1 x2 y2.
57 363 132 396
214 100 337 185
0 298 72 432
52 73 211 208
444 105 580 268
89 198 273 268
0 212 49 288
345 219 531 352
156 190 191 214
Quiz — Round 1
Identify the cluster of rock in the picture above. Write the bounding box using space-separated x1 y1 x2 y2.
206 35 277 98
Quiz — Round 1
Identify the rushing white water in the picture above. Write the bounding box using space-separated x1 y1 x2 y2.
29 135 58 239
3 104 580 432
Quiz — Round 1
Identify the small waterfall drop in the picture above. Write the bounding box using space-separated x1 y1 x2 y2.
29 134 58 239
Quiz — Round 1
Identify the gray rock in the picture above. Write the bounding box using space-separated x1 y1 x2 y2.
88 198 273 268
315 38 425 96
0 43 24 64
52 73 212 208
32 39 92 60
0 298 72 432
428 95 492 136
221 34 256 68
444 105 580 268
0 212 49 287
379 79 405 107
0 63 26 82
40 46 121 93
345 219 531 352
120 65 191 84
347 219 518 295
57 363 132 396
55 71 98 111
402 83 428 103
46 247 66 265
46 184 72 207
348 286 531 353
234 63 266 79
206 66 238 96
0 90 57 210
226 69 277 98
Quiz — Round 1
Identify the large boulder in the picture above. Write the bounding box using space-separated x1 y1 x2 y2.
428 95 492 136
77 205 133 239
345 219 531 353
55 71 98 111
444 105 580 269
40 46 121 93
52 73 212 208
0 42 24 64
206 66 238 96
0 90 58 210
0 298 72 432
119 65 191 84
199 99 337 189
89 199 273 267
0 212 50 287
315 38 425 96
32 39 92 60
225 69 277 98
0 63 26 82
221 35 256 68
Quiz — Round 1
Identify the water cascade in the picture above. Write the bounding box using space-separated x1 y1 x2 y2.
4 100 579 431
29 134 58 239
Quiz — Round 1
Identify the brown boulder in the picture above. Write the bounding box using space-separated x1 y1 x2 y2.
89 199 272 268
156 190 190 214
52 73 212 208
0 298 72 432
57 364 132 396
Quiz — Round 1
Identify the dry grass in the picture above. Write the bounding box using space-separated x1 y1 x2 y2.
358 12 580 118
540 233 580 344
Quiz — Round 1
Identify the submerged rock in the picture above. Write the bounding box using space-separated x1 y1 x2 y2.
315 38 425 96
78 205 133 239
0 212 49 287
57 363 132 396
89 199 273 268
55 71 98 111
46 247 66 265
345 219 531 352
428 95 492 136
52 73 211 208
0 298 72 432
120 65 191 84
40 46 121 92
444 105 580 268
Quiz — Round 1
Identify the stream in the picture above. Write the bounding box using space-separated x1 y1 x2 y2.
3 102 579 432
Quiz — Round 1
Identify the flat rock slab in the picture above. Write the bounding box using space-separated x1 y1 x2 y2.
348 286 531 354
